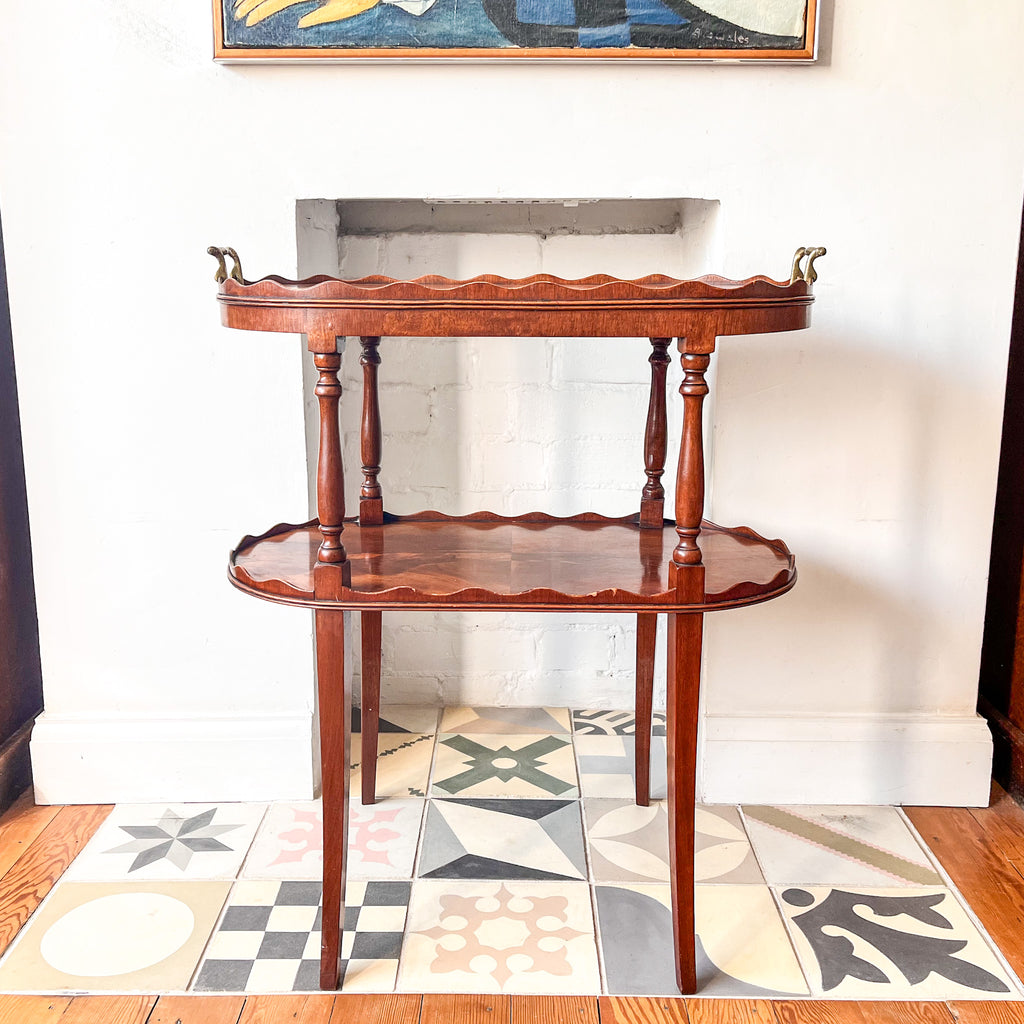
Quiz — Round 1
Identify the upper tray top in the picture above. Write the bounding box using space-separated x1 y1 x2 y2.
209 247 824 341
218 270 813 301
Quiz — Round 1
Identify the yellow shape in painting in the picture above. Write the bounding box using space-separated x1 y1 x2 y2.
234 0 265 19
299 0 381 24
235 0 380 26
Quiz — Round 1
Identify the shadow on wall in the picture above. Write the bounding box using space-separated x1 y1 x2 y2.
707 324 993 721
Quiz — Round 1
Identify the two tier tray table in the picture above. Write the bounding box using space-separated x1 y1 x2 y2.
208 244 824 995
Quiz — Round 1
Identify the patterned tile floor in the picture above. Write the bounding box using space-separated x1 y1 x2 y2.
0 706 1020 1000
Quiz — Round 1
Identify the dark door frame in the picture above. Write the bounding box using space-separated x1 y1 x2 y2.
0 209 45 810
979 195 1024 801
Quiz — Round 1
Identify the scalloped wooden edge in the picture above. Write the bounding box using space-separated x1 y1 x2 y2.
710 520 794 559
220 270 810 301
234 517 318 556
230 514 794 551
228 566 797 612
228 516 796 610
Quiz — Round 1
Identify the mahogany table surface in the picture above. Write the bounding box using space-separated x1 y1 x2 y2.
230 517 795 612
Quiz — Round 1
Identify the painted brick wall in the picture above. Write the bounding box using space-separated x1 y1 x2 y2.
309 201 719 707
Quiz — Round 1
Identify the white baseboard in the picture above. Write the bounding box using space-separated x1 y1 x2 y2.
701 712 994 806
30 708 994 807
30 712 316 805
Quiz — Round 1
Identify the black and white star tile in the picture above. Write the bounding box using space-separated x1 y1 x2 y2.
64 803 268 881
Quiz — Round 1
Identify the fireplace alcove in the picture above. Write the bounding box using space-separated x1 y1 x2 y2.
294 197 723 719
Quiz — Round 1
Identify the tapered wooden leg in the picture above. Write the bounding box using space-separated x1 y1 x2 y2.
315 608 350 991
634 613 657 807
666 609 703 995
360 610 382 806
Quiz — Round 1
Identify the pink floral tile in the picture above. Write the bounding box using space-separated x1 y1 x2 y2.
242 799 424 880
399 880 599 993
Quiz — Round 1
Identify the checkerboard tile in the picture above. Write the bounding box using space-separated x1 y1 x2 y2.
192 879 410 993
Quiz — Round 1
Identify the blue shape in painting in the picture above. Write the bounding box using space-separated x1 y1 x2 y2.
516 0 576 26
227 0 510 47
624 0 685 25
578 22 630 45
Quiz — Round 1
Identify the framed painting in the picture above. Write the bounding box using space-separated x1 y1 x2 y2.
213 0 818 61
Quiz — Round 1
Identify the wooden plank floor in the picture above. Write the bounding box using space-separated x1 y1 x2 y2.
1 786 1023 1024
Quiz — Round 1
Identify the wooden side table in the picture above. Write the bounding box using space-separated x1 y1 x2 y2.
208 246 824 994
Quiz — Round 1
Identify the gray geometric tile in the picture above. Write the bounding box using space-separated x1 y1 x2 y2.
694 806 764 884
419 799 587 880
575 734 666 800
584 801 758 884
594 883 808 996
584 799 670 882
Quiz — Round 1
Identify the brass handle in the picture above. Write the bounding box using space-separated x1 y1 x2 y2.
789 245 827 285
207 246 244 284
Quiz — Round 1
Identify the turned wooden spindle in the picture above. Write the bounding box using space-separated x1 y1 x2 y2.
672 350 711 567
359 336 384 527
640 337 671 529
314 351 347 566
637 339 670 806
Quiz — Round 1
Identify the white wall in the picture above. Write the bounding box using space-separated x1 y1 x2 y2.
2 0 1021 804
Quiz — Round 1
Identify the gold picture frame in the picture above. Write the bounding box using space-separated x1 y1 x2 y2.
214 0 818 62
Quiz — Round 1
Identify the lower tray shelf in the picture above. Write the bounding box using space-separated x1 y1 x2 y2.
229 514 796 612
